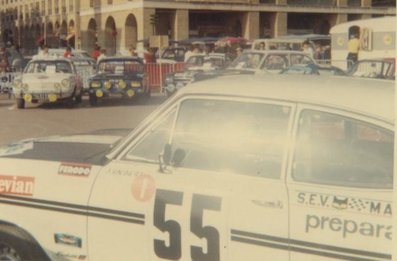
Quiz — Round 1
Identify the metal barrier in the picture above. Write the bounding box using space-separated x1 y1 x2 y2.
145 63 185 92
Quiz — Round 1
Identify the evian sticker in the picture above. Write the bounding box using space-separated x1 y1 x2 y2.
0 175 35 196
58 163 91 177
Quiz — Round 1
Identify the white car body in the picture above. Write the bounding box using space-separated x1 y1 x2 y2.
0 75 393 261
13 58 83 108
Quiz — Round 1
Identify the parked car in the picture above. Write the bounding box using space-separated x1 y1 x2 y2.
12 57 83 109
156 46 187 63
48 48 92 59
280 63 347 76
164 53 230 96
70 57 96 93
348 58 395 80
0 75 393 261
229 50 316 74
88 56 150 106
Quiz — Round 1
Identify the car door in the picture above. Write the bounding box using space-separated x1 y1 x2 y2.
287 106 393 261
87 96 293 260
0 152 101 260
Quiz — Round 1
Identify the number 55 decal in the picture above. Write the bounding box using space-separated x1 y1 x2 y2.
154 189 222 261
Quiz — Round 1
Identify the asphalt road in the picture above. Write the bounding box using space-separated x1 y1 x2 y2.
0 93 168 145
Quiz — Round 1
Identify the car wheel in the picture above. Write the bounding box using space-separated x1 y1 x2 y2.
74 92 82 104
16 98 25 109
89 93 97 106
0 226 49 261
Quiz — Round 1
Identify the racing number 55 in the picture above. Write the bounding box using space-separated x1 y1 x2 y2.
154 189 222 261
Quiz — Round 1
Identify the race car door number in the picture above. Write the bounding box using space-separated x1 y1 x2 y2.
154 189 222 261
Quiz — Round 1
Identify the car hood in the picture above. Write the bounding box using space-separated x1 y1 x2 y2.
22 73 72 82
91 72 144 81
0 129 130 165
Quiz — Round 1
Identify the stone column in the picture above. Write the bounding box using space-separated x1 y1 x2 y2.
173 9 189 41
361 0 372 7
329 13 348 28
135 7 155 49
243 11 259 40
336 0 348 7
272 12 287 37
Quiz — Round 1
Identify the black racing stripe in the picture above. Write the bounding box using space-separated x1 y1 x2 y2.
290 238 391 260
0 196 144 225
231 236 289 251
289 245 381 261
231 230 391 260
231 229 289 244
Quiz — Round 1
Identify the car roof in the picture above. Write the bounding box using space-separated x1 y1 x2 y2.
243 50 312 55
99 56 143 62
180 74 394 123
29 57 71 62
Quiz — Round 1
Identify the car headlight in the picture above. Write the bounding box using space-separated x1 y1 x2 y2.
61 79 70 87
104 80 111 89
90 81 101 88
131 81 141 88
118 80 126 89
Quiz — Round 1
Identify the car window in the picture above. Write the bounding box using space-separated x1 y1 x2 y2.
126 98 292 179
290 54 313 65
24 61 72 74
352 61 389 79
230 52 264 69
292 110 393 189
98 60 144 74
262 54 288 72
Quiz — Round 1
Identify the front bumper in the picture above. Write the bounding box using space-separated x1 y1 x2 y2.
14 90 74 103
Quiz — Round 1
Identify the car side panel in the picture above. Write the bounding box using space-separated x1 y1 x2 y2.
0 158 101 260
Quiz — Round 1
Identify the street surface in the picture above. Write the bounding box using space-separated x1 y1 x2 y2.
0 93 167 145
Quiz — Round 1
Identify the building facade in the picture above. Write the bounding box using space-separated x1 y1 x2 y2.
0 0 395 55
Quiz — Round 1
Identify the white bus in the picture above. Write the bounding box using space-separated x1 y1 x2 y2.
330 16 395 70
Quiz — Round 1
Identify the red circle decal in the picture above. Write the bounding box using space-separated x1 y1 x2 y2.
131 174 156 202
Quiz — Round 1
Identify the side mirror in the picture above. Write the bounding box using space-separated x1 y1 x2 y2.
159 143 172 173
163 143 172 165
173 148 186 167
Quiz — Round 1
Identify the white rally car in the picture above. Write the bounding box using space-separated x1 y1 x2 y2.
0 75 393 261
12 58 83 109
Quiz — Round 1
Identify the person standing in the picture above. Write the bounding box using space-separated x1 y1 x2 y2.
91 45 101 61
64 47 73 58
302 41 315 58
97 49 107 63
347 34 360 70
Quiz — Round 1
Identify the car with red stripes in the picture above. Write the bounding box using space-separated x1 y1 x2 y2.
0 75 393 261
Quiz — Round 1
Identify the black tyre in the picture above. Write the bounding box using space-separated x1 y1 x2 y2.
16 98 25 109
89 93 97 106
74 93 82 104
0 226 49 261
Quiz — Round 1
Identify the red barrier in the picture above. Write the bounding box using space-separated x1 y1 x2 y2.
145 63 185 92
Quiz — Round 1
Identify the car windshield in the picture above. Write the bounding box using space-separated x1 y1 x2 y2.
350 61 394 79
127 98 291 178
24 60 72 74
229 52 264 69
97 60 144 74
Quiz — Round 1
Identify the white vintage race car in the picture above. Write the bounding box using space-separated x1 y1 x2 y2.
12 58 84 109
0 75 394 261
